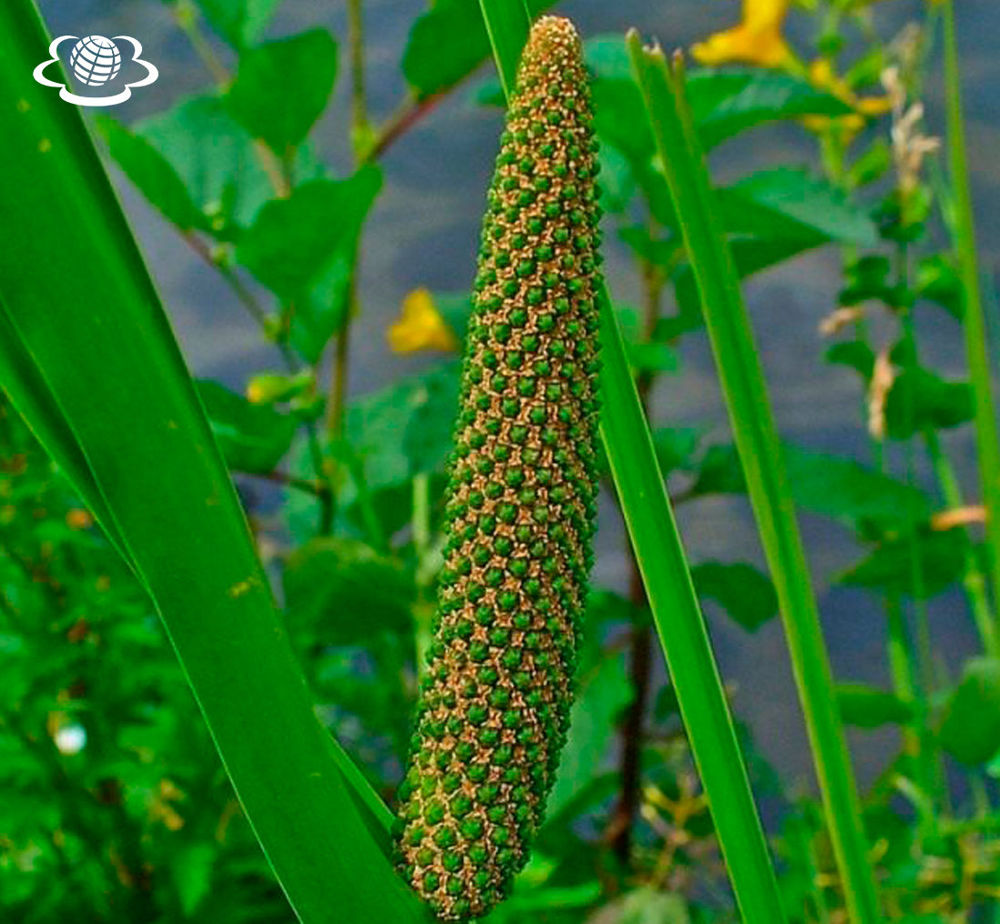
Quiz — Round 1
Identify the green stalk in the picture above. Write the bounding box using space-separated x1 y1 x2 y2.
476 4 786 919
627 36 881 923
942 0 1000 622
925 429 997 654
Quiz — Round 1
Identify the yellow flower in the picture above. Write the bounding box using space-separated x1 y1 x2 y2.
803 58 892 137
692 0 793 68
388 288 459 354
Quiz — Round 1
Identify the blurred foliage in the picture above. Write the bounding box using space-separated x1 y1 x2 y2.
5 0 1000 920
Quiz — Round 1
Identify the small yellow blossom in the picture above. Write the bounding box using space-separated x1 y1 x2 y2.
804 58 892 137
692 0 793 68
66 508 93 530
388 288 459 354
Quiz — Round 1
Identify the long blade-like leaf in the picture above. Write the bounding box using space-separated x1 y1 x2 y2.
476 4 786 919
0 306 131 562
627 35 880 923
942 0 1000 652
0 3 421 921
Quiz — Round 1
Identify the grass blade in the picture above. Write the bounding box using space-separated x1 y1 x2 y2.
626 35 881 923
0 307 130 562
477 5 786 919
477 0 531 98
942 0 1000 646
0 3 421 921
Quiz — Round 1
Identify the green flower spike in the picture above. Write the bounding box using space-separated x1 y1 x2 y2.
394 15 602 922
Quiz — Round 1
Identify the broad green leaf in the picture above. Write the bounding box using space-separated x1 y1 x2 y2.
836 684 912 729
885 367 973 439
197 0 283 48
826 339 875 378
940 658 1000 765
627 341 678 376
838 528 971 598
289 251 354 364
723 168 878 248
347 361 460 492
652 426 701 476
587 40 851 159
691 561 778 632
840 254 893 307
283 538 414 646
547 651 633 819
402 0 555 99
97 118 210 232
664 171 875 339
690 443 931 529
915 253 962 320
686 67 853 149
665 237 819 340
196 379 297 474
227 29 338 153
403 363 462 476
237 165 382 302
135 93 322 235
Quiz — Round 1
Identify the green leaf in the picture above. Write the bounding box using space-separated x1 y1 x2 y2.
629 38 880 919
402 0 555 99
97 118 210 232
227 29 338 153
722 168 878 248
171 843 215 917
827 340 876 381
626 340 678 376
838 528 971 598
237 166 382 302
691 562 778 633
652 427 701 476
840 255 893 307
135 92 321 235
196 379 297 474
836 684 913 729
347 361 460 492
885 367 973 439
283 538 414 646
686 67 853 150
916 253 963 320
690 443 930 530
0 4 418 919
940 658 1000 765
196 0 283 48
547 650 632 818
289 251 354 364
587 45 852 161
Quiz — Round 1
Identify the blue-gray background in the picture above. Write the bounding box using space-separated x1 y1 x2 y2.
34 0 1000 794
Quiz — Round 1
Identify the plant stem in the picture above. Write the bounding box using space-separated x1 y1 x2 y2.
347 0 369 151
610 244 662 861
925 428 997 654
325 0 369 513
366 94 445 162
942 0 1000 626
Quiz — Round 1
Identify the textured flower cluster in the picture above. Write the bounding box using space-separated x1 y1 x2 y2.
394 15 603 922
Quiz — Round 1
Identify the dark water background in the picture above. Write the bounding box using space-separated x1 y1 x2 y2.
33 0 1000 794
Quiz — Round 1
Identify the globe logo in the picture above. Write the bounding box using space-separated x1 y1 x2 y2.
69 35 122 88
34 32 159 108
